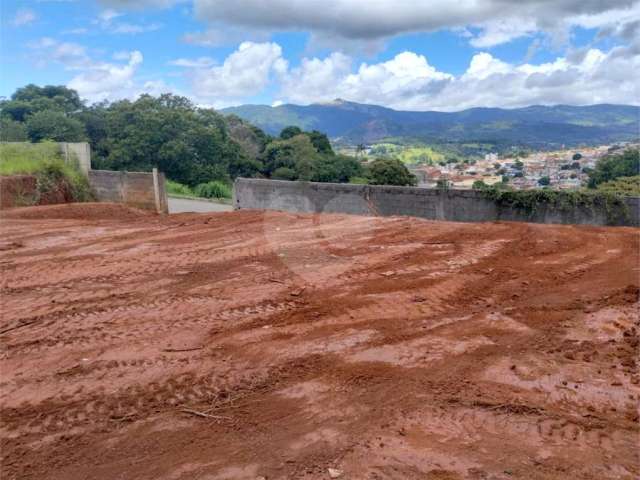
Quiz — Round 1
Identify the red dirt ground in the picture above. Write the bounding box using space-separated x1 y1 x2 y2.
1 204 638 480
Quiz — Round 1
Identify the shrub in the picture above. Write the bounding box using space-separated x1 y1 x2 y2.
166 180 194 197
349 176 369 184
588 148 639 188
0 118 28 141
194 181 232 199
368 158 417 186
272 167 297 180
596 176 640 196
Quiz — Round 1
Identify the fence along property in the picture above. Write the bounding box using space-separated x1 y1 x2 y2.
233 178 640 227
0 142 168 213
89 168 168 213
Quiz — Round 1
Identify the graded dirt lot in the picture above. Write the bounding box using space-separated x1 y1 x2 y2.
1 203 639 480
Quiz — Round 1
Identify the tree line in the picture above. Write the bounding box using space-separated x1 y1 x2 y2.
1 84 417 188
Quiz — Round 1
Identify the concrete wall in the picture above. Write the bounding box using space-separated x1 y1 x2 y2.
234 178 640 227
0 142 91 175
89 169 168 213
59 142 91 175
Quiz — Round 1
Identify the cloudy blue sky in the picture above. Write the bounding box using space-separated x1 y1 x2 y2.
1 0 639 110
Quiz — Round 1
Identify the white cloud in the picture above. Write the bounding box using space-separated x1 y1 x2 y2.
27 37 162 102
189 41 288 106
169 57 216 68
67 51 144 102
190 0 639 48
13 8 37 26
469 19 538 48
182 25 270 47
273 45 640 110
63 27 90 35
109 22 162 33
95 8 163 34
281 51 453 108
28 37 92 69
98 8 122 23
97 0 182 7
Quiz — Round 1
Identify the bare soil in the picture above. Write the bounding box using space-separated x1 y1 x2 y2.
1 204 638 480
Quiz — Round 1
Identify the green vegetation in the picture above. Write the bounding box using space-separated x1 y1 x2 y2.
587 148 639 188
538 176 551 186
472 182 630 225
0 118 28 142
368 158 417 186
224 100 639 148
261 127 364 183
167 179 232 200
0 141 93 203
26 110 87 142
596 176 640 196
0 141 63 175
194 181 232 199
368 143 445 165
3 84 421 187
166 180 195 197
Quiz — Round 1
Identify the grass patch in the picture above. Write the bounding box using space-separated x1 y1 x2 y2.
194 181 232 199
166 180 195 197
0 141 93 203
0 141 64 175
167 179 233 200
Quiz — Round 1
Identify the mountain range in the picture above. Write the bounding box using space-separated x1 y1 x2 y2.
222 100 639 148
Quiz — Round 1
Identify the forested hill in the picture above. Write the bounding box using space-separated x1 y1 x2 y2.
222 100 640 147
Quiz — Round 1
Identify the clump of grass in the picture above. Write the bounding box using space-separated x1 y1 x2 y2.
0 141 93 203
194 181 232 199
0 141 63 175
166 180 195 197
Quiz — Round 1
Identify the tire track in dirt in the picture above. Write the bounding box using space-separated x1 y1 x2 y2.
1 207 638 480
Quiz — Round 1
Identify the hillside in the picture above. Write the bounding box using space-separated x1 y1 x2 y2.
223 100 640 148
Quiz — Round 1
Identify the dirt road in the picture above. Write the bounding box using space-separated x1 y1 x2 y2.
1 203 638 480
168 196 233 214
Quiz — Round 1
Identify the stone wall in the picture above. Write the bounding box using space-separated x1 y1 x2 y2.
234 178 640 227
89 169 168 213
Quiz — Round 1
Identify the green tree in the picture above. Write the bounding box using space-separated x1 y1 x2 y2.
262 134 319 180
1 84 83 121
368 158 417 186
312 155 362 183
26 110 87 142
96 94 257 186
538 176 551 186
272 167 297 180
0 118 28 141
588 148 639 188
280 126 303 140
307 130 333 155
